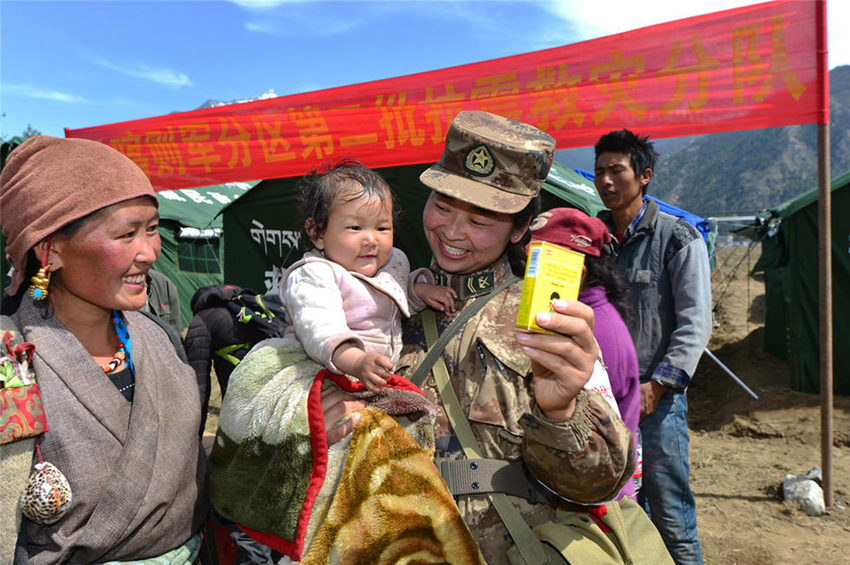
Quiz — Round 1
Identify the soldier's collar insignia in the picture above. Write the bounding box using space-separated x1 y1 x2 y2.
464 144 495 177
430 269 495 300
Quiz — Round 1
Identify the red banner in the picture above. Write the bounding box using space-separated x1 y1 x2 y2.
65 0 823 191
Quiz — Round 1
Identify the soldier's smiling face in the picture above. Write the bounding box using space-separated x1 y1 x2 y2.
422 191 524 275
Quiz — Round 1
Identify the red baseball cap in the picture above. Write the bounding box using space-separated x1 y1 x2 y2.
528 207 611 257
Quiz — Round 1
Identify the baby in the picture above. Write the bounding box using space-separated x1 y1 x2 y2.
280 160 455 392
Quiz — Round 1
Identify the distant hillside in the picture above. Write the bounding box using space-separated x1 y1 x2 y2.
556 66 850 218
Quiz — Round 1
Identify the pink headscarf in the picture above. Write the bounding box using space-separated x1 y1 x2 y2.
0 136 157 294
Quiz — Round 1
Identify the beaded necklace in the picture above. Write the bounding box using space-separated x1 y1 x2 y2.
101 341 126 373
102 311 134 376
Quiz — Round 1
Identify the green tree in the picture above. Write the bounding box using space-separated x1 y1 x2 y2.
0 124 42 144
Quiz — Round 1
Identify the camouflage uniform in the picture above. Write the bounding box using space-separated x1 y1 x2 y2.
397 254 635 565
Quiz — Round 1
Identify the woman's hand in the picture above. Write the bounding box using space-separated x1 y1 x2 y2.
515 299 598 421
321 385 366 445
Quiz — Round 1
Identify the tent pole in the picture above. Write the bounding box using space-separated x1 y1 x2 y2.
815 0 832 509
818 120 832 508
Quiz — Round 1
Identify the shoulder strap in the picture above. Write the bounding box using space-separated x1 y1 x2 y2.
422 309 554 565
214 343 252 366
410 275 518 387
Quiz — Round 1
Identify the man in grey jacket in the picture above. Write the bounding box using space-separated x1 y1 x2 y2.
593 129 712 565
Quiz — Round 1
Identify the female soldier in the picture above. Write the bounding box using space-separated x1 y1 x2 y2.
322 112 641 564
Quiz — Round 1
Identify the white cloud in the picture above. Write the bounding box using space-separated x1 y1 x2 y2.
828 1 850 68
1 84 86 103
543 0 759 39
93 58 193 88
130 66 193 88
243 14 360 38
245 21 277 34
542 0 848 70
228 0 296 10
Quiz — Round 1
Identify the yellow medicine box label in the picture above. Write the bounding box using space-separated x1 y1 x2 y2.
516 241 585 334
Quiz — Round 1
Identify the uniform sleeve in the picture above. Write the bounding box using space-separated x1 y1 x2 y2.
282 262 364 373
520 386 636 504
654 228 713 392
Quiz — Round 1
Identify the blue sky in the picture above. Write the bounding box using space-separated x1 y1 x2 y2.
2 0 848 141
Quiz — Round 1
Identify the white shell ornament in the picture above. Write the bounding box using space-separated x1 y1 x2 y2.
20 461 72 525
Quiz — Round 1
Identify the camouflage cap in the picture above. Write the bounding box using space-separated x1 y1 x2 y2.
420 111 555 214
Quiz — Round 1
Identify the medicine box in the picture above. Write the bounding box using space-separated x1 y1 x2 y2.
516 241 585 334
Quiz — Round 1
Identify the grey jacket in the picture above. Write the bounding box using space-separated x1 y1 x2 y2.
145 269 182 333
599 199 712 393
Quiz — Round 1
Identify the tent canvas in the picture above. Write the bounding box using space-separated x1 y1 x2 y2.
221 161 607 294
154 181 257 327
750 169 850 395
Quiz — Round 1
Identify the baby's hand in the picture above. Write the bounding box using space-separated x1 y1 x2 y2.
332 343 392 393
416 282 457 314
352 353 393 394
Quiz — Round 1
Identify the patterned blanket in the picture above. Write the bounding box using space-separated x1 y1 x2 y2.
209 339 483 564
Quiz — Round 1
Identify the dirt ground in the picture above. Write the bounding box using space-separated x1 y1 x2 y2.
204 246 850 564
689 246 850 563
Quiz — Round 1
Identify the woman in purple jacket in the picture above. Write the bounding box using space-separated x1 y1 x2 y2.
529 207 641 500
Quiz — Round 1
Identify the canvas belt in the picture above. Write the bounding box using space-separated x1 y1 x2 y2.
438 458 555 506
421 307 554 565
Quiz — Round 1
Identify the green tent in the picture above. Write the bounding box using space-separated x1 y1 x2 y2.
221 161 604 294
751 169 850 395
154 181 257 327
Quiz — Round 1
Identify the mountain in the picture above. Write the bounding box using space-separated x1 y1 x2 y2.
556 66 850 218
196 89 279 110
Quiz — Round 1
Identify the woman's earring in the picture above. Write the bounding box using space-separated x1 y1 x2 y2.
29 237 53 301
28 265 52 301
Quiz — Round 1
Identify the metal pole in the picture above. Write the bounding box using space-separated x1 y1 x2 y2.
815 0 832 509
703 349 758 400
818 121 833 508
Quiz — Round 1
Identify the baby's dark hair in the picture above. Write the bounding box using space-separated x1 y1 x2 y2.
297 159 396 250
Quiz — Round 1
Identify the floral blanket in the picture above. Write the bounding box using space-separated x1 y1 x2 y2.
208 339 483 564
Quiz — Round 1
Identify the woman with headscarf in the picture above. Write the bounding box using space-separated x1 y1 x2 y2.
0 136 208 563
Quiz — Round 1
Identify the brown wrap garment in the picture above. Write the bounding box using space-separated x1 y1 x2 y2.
13 296 208 563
